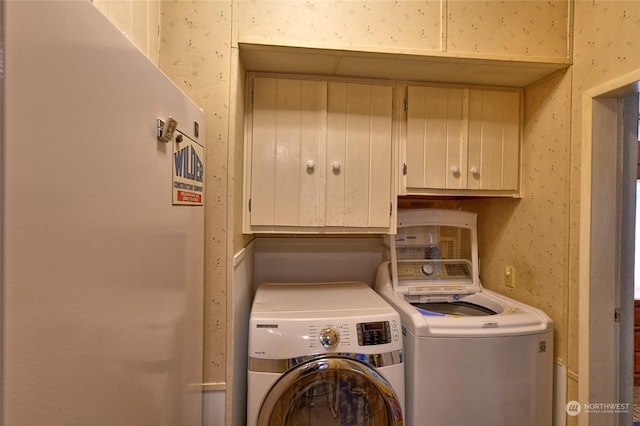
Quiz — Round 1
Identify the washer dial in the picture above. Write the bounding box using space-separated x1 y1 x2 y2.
319 326 340 349
421 264 435 276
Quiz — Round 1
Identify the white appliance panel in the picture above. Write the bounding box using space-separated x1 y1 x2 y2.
247 282 405 426
404 329 553 425
375 209 554 426
250 281 396 315
3 2 204 425
254 237 386 286
249 282 403 358
249 314 402 359
377 263 554 338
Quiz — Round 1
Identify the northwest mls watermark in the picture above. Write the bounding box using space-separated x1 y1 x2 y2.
566 400 631 416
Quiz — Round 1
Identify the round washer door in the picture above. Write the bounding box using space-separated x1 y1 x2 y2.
257 356 403 426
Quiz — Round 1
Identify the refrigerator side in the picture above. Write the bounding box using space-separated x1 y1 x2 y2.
2 2 204 425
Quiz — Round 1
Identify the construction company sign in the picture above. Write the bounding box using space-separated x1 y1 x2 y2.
172 135 204 206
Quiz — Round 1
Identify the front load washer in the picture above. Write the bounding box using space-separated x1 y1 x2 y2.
247 281 404 426
375 209 553 426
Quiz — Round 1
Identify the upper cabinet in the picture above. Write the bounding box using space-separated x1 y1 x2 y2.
244 76 525 235
402 84 522 197
244 75 395 234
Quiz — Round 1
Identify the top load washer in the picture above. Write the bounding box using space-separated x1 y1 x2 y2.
247 281 405 426
375 209 553 426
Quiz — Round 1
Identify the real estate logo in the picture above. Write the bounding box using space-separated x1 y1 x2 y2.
566 400 581 416
565 400 630 416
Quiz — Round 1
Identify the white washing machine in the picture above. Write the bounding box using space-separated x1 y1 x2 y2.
375 209 553 426
247 281 405 426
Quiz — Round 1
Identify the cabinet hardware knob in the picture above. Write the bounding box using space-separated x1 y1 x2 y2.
451 165 460 175
306 160 316 171
470 166 479 176
332 162 341 173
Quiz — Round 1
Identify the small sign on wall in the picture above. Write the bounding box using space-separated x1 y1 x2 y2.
172 133 204 206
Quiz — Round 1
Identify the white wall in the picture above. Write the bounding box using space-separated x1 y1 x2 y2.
203 391 226 426
254 237 387 285
3 2 204 424
229 242 256 426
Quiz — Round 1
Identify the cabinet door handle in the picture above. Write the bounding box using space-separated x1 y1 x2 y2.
306 160 316 172
332 161 341 173
470 166 479 176
451 165 460 175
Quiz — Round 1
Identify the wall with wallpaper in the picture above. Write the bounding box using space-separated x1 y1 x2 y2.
92 1 640 424
237 0 569 59
159 1 234 393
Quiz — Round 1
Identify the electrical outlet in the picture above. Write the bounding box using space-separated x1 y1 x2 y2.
505 266 515 288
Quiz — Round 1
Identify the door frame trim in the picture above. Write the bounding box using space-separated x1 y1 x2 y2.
579 69 640 426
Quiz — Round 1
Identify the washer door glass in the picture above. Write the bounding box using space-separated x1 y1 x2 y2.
257 356 402 426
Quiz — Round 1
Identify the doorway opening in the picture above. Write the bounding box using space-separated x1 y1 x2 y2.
580 73 639 426
633 95 640 423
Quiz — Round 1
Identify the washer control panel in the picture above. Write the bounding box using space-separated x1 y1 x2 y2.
357 320 397 346
397 260 472 281
250 316 402 357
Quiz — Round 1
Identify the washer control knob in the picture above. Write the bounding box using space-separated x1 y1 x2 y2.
421 264 434 276
319 326 340 350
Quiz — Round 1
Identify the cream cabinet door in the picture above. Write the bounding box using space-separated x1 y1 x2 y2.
406 85 468 190
250 77 327 227
248 77 393 232
405 84 521 195
467 88 520 191
326 82 393 228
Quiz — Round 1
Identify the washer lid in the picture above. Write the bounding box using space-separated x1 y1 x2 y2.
389 209 482 296
251 281 397 316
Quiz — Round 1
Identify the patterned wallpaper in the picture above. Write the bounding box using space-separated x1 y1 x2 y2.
157 1 233 389
238 0 569 60
446 0 569 58
239 0 442 51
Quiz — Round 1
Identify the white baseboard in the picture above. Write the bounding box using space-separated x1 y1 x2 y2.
554 361 567 426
